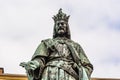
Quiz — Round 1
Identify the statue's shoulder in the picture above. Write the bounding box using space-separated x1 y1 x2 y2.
67 39 80 46
41 38 54 45
42 38 52 42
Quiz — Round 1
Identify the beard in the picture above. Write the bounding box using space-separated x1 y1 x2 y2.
53 24 71 39
58 29 65 34
57 29 67 37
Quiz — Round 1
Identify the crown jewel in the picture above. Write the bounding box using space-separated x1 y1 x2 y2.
53 8 70 22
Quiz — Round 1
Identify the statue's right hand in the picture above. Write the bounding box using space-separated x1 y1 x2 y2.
20 62 30 71
20 61 40 71
20 62 27 67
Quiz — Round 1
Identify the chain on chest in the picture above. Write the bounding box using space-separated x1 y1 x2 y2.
55 43 70 57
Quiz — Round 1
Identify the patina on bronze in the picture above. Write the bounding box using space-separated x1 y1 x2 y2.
20 9 93 80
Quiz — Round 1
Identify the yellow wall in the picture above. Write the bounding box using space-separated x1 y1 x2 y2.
0 74 27 80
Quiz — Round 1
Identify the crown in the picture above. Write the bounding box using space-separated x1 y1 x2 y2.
52 8 70 22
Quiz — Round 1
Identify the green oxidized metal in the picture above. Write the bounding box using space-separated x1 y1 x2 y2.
20 8 93 80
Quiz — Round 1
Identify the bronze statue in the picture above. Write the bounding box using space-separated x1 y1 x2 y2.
20 9 93 80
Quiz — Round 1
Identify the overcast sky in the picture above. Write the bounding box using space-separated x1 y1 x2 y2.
0 0 120 78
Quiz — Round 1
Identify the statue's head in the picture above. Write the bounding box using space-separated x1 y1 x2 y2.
52 9 71 39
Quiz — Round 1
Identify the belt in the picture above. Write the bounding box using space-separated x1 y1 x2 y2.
46 60 79 80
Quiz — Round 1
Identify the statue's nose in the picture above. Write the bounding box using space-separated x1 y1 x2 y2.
59 23 62 27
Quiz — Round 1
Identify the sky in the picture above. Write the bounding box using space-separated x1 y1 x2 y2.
0 0 120 78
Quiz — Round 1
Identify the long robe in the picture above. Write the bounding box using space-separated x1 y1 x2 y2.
29 38 93 80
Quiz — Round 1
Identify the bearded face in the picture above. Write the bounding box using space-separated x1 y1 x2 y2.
55 20 67 36
53 20 71 39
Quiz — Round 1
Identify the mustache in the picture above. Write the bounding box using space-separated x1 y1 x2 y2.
58 27 64 30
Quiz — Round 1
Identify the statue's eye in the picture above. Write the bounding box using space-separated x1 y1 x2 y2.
57 23 60 26
61 22 64 25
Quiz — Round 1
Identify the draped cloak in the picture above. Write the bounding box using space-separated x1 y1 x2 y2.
29 38 93 80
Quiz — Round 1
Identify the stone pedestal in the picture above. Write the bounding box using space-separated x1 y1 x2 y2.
0 74 119 80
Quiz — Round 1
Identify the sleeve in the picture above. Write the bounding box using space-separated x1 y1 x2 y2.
32 40 49 60
77 44 93 78
30 40 49 79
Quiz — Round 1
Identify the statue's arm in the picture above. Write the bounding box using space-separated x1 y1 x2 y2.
77 44 93 77
20 40 49 79
30 40 49 79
